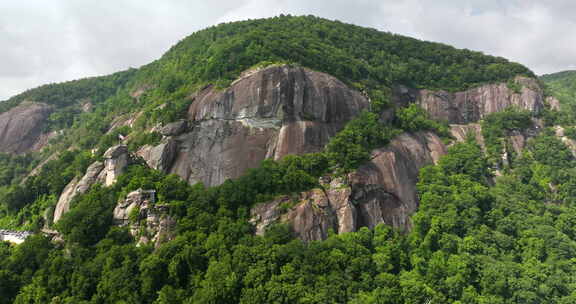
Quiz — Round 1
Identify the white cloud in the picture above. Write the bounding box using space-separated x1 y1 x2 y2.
1 0 575 100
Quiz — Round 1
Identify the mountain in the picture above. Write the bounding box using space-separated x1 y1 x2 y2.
1 15 575 303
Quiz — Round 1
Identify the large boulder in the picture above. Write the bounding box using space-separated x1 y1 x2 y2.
136 139 178 173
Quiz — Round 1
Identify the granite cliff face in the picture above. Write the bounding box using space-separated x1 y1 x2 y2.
144 65 370 186
0 102 52 154
417 76 543 124
248 72 547 241
46 64 548 242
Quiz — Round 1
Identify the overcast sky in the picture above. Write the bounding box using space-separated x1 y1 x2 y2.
1 0 575 100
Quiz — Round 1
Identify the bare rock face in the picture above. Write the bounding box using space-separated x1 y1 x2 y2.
113 189 175 247
53 176 80 224
164 65 369 187
160 120 188 137
0 102 52 154
250 178 353 242
101 145 130 186
137 139 178 173
250 131 445 241
418 76 544 124
351 132 446 231
53 161 104 223
450 124 485 149
53 145 132 224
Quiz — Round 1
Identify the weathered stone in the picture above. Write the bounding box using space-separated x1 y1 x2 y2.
351 132 446 231
53 176 80 224
53 161 104 223
547 96 561 111
166 65 369 187
0 102 52 154
102 145 130 186
555 126 576 156
418 76 544 124
113 189 174 247
160 120 188 136
250 131 446 241
137 139 178 173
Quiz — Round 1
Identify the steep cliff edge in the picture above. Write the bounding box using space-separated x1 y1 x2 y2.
0 102 52 154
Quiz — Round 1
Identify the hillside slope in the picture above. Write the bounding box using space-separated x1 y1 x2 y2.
2 16 576 304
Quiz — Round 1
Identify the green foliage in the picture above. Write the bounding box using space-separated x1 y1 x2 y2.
56 185 118 246
326 111 398 173
506 78 522 94
1 69 136 130
395 103 451 138
127 131 162 152
3 130 576 303
540 71 576 126
0 15 554 304
96 125 132 154
564 126 576 140
481 107 532 166
0 150 94 230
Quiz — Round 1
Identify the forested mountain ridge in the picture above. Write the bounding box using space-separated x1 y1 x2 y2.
1 15 575 303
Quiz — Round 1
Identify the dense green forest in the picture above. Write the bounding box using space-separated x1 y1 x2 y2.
541 71 576 126
3 117 576 303
1 15 572 303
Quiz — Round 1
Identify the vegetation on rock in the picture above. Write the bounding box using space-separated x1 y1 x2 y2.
0 15 562 304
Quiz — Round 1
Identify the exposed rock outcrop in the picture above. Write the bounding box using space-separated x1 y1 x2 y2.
0 102 52 154
450 124 485 149
160 120 188 137
113 189 175 247
418 76 544 124
159 65 369 187
251 131 446 241
137 139 178 173
53 145 132 223
53 161 104 223
101 145 130 186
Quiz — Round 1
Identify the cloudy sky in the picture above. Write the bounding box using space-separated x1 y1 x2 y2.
1 0 575 100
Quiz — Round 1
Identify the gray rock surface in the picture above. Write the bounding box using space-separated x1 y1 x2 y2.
136 139 178 173
53 161 104 223
160 120 188 136
102 145 130 186
0 102 52 154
